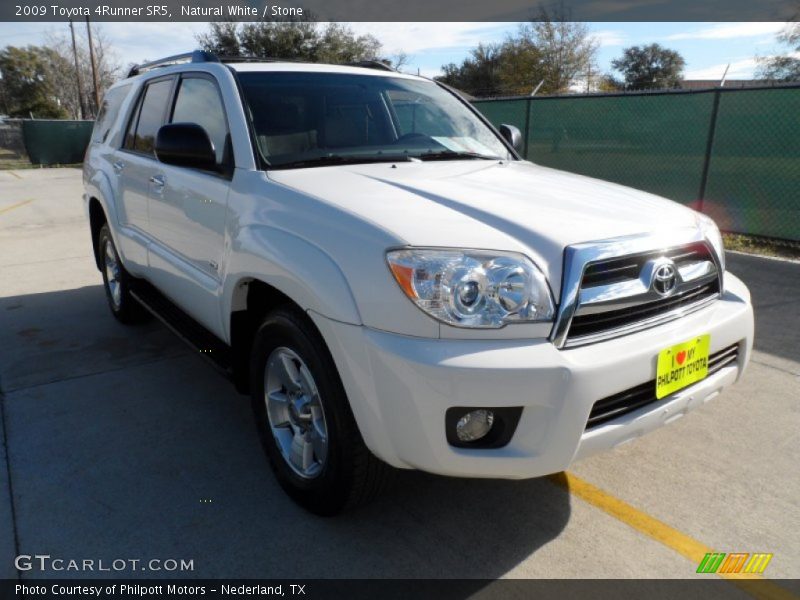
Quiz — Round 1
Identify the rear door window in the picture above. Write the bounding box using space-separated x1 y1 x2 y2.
124 78 173 156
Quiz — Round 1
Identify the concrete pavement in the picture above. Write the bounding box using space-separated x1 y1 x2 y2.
0 168 797 582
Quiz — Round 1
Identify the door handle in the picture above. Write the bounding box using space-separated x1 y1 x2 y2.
112 160 125 174
149 174 166 189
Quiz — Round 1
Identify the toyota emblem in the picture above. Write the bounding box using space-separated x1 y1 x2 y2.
652 261 678 296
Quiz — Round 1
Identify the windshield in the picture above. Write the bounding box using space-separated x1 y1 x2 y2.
237 71 513 169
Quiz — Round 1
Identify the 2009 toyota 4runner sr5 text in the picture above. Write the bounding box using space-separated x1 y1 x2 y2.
83 51 753 515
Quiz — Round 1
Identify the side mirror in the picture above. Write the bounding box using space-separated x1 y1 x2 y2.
499 124 523 153
155 123 217 171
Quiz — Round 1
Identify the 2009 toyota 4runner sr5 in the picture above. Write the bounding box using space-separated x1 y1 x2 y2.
83 51 753 515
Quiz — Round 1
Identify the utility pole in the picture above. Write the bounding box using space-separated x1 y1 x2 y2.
530 79 545 97
85 16 100 115
719 63 730 88
68 19 86 120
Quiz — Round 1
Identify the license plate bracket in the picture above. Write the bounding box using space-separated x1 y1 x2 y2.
656 335 711 400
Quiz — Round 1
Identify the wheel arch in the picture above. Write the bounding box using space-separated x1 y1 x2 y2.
228 276 342 395
222 226 361 336
223 227 362 393
85 170 121 271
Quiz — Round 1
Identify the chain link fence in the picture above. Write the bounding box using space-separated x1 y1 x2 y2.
0 119 93 167
474 85 800 242
0 119 29 168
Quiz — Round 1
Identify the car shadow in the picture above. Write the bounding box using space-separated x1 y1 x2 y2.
1 285 571 582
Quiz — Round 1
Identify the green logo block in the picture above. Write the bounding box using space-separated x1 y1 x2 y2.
697 553 726 573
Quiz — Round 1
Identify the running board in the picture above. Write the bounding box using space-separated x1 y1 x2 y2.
130 280 233 377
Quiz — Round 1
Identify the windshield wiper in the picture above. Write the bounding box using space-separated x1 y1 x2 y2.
418 150 503 162
273 154 416 169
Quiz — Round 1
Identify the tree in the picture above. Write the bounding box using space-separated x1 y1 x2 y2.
0 46 70 118
197 21 384 64
390 52 410 71
596 74 623 92
515 10 598 94
435 9 598 97
45 25 121 119
611 44 685 90
197 22 241 57
316 22 382 63
494 37 544 96
237 21 320 60
756 23 800 82
437 44 505 97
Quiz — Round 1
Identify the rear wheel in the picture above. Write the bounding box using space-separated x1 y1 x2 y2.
250 308 390 515
98 224 147 324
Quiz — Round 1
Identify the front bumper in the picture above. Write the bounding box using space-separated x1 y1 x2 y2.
311 273 753 479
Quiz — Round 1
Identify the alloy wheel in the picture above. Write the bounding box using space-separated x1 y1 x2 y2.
264 347 329 479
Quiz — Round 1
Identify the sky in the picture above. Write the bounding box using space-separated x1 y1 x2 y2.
0 21 792 83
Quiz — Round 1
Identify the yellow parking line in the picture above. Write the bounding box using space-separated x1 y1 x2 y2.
548 472 796 600
4 170 22 179
0 199 33 215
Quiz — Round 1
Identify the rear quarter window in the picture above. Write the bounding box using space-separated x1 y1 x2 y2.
91 84 132 144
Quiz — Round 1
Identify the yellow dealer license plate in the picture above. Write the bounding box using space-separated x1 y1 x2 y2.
656 334 711 400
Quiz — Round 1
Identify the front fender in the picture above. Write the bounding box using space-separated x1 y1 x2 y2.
222 225 362 339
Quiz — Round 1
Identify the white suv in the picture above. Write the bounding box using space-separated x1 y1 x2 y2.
83 51 753 514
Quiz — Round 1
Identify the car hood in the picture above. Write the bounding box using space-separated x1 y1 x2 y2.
268 160 700 292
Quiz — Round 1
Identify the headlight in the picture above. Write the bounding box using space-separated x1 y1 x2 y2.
697 214 725 273
386 248 555 328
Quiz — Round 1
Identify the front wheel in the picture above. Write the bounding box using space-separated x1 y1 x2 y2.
250 308 390 515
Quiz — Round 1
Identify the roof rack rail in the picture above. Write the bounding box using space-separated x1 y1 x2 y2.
215 55 306 64
218 56 395 71
346 60 395 72
126 51 397 78
127 50 219 78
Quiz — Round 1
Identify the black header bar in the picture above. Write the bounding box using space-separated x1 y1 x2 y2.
3 0 799 22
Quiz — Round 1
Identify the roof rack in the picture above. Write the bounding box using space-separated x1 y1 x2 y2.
127 50 219 78
218 55 395 71
345 60 395 72
215 55 306 64
126 51 397 78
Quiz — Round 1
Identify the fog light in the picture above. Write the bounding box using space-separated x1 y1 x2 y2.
455 409 494 442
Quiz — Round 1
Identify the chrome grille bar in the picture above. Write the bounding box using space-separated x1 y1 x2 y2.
550 230 725 349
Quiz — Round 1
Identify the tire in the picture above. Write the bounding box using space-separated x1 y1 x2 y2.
250 308 390 515
97 224 147 324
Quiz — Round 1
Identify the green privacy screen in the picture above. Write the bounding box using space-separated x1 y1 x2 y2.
525 93 713 204
702 89 800 241
22 120 94 166
474 86 800 242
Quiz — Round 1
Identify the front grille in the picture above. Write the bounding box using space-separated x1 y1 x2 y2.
585 343 739 429
565 242 720 346
568 282 719 339
581 242 711 288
